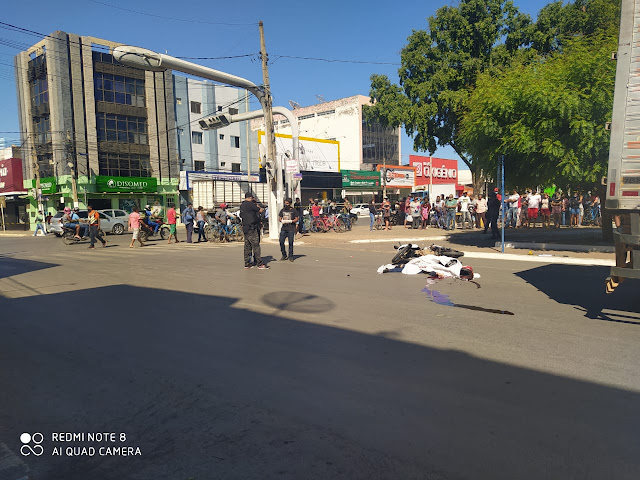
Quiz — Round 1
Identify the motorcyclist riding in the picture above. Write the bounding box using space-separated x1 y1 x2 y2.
63 207 86 239
143 204 160 234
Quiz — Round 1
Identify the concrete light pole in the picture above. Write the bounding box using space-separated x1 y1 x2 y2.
112 44 285 239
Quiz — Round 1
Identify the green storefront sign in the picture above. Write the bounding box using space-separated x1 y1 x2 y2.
342 170 381 188
33 177 57 195
95 175 158 193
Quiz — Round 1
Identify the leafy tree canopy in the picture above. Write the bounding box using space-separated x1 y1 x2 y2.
460 33 617 188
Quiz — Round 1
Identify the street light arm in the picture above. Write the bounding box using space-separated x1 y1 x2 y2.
112 46 264 100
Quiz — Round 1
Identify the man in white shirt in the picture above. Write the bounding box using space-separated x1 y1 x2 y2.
527 190 542 228
507 190 520 228
458 192 472 229
409 197 422 229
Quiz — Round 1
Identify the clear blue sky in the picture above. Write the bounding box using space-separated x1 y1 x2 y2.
0 0 552 168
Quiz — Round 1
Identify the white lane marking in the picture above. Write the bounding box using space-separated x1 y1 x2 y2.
462 251 614 266
350 236 448 244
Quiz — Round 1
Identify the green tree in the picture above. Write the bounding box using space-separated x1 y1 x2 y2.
364 0 532 191
460 33 617 188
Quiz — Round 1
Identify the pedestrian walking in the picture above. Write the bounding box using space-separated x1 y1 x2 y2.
368 199 377 231
279 197 299 262
475 194 487 229
87 205 107 249
183 203 195 243
45 211 52 233
196 206 207 242
167 203 180 244
240 192 268 269
128 206 144 248
33 210 47 236
487 192 501 239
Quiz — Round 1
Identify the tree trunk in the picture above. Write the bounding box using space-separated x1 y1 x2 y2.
472 166 485 198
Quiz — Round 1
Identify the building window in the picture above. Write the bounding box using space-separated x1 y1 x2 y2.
219 134 224 140
98 153 151 177
94 72 145 107
31 77 48 106
229 107 239 115
176 97 182 104
194 160 205 171
96 113 148 144
232 163 240 172
231 136 240 148
361 121 399 164
33 116 51 144
317 109 335 116
192 131 203 144
217 106 223 112
191 101 201 114
298 113 315 120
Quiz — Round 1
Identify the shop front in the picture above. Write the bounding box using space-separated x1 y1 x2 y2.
409 156 461 200
377 165 416 201
341 169 381 204
92 175 179 214
0 157 29 231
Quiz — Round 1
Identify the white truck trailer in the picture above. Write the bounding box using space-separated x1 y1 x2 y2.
605 0 640 291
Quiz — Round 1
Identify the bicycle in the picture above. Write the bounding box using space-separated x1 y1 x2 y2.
374 213 384 230
207 221 244 242
313 214 345 233
338 213 353 231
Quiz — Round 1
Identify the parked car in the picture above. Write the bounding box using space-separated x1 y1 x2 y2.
351 204 370 216
49 209 127 235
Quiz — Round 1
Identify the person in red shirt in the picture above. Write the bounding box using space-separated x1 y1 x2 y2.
167 203 180 244
311 201 322 218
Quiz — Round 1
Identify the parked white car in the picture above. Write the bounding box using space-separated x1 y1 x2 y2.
350 204 370 216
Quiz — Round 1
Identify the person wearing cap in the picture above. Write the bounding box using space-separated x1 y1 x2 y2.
62 207 80 238
278 197 299 261
215 203 229 226
240 192 268 269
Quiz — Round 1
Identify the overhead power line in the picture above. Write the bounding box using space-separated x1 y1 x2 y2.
88 0 259 26
272 55 401 66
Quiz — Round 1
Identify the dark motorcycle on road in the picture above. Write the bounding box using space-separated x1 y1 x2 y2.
61 225 104 245
138 218 170 242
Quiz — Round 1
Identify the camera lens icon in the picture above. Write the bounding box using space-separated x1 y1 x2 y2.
20 432 44 456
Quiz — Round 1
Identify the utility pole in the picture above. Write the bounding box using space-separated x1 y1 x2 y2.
66 130 79 207
259 21 281 236
245 90 251 179
382 156 387 198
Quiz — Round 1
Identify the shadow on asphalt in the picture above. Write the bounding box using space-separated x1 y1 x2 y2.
445 226 611 249
516 265 640 324
0 255 59 280
261 291 335 313
0 285 639 479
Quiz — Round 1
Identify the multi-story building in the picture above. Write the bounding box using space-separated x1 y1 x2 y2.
173 78 266 208
14 30 179 225
253 95 401 201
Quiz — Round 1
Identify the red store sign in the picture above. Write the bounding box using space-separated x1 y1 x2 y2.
409 156 458 186
0 158 26 194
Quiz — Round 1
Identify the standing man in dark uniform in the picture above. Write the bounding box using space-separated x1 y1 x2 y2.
279 197 300 262
294 197 305 234
240 192 269 269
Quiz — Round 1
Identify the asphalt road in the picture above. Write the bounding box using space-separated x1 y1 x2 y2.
0 233 639 480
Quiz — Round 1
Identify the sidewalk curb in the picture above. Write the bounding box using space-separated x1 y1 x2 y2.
494 241 614 253
351 236 448 244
